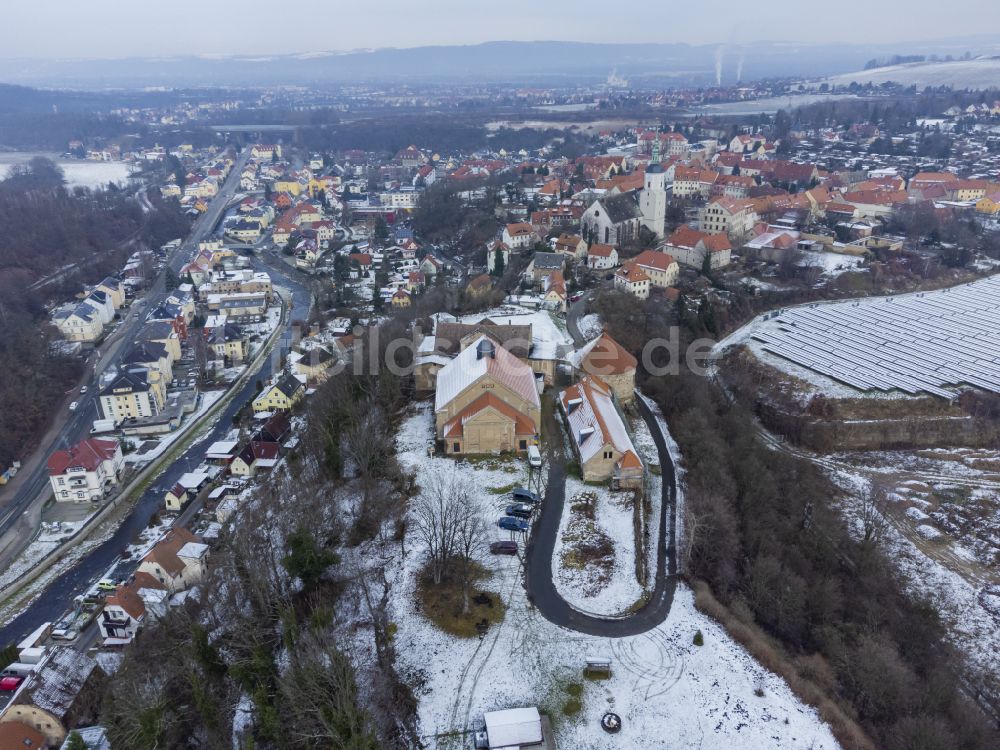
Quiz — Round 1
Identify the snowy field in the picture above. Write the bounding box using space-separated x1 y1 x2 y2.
822 58 1000 91
383 405 840 749
0 153 134 189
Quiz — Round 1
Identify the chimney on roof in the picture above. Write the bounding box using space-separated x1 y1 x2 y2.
476 338 495 360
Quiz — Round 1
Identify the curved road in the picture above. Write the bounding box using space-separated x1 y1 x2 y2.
524 393 678 636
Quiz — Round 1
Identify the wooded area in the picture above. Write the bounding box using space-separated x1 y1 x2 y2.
592 294 1000 750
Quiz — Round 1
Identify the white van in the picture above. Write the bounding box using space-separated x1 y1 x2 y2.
527 444 542 469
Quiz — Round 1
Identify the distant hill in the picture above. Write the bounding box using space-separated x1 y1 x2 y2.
2 37 1000 89
822 57 1000 90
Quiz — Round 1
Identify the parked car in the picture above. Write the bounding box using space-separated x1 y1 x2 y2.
79 385 88 394
498 517 529 533
68 401 79 412
0 676 23 691
51 628 77 642
490 540 518 555
97 579 116 591
511 488 539 504
527 444 542 468
505 503 534 519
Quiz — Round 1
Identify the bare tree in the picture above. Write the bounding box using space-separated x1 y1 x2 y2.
858 482 890 551
411 468 487 609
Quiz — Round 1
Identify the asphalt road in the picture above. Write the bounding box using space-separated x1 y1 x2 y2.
566 289 595 348
524 394 677 637
0 147 252 567
0 256 310 646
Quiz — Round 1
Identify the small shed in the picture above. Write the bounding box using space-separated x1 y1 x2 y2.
484 707 542 749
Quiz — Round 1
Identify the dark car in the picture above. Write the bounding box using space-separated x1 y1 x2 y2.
498 516 529 533
490 540 518 555
511 488 539 504
505 503 534 519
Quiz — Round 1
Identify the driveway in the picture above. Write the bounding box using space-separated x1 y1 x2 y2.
566 289 595 348
524 393 677 637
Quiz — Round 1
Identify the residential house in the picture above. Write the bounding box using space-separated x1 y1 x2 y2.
164 482 189 512
614 263 651 300
206 322 248 364
560 376 643 488
99 370 163 424
630 249 679 289
138 321 182 360
434 337 541 455
94 278 125 310
486 241 511 274
662 226 732 270
53 304 103 343
136 528 208 593
391 289 412 308
99 572 167 643
229 441 281 477
699 198 758 243
465 273 493 299
527 252 565 282
252 372 305 414
553 233 587 260
0 721 45 748
542 271 567 313
419 254 444 278
0 649 105 748
501 223 538 251
586 243 619 270
47 439 124 504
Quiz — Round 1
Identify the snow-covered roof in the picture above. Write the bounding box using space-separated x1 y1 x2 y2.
560 376 640 468
177 541 209 560
484 707 542 748
434 336 540 414
177 471 210 489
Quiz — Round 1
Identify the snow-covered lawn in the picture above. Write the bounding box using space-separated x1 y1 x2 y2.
578 313 603 341
553 479 645 616
388 405 840 749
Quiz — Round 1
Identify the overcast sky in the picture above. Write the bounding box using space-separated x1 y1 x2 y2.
5 1 997 58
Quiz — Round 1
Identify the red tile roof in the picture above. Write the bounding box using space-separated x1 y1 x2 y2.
47 438 119 476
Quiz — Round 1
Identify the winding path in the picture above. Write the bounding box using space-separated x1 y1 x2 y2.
524 393 678 636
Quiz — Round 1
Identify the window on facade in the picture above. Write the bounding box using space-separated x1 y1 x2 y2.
453 443 460 453
519 440 527 450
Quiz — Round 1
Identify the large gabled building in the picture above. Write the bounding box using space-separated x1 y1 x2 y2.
434 336 541 455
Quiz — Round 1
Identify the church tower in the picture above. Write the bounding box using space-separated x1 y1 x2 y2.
640 162 667 239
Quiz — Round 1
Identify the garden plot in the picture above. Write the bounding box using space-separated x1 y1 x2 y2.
380 405 840 750
552 480 645 616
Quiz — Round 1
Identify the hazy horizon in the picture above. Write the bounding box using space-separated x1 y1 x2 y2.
4 0 999 60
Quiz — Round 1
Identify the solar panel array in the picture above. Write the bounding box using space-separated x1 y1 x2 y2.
751 276 1000 399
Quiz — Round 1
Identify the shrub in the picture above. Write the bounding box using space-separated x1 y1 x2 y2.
693 630 704 646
